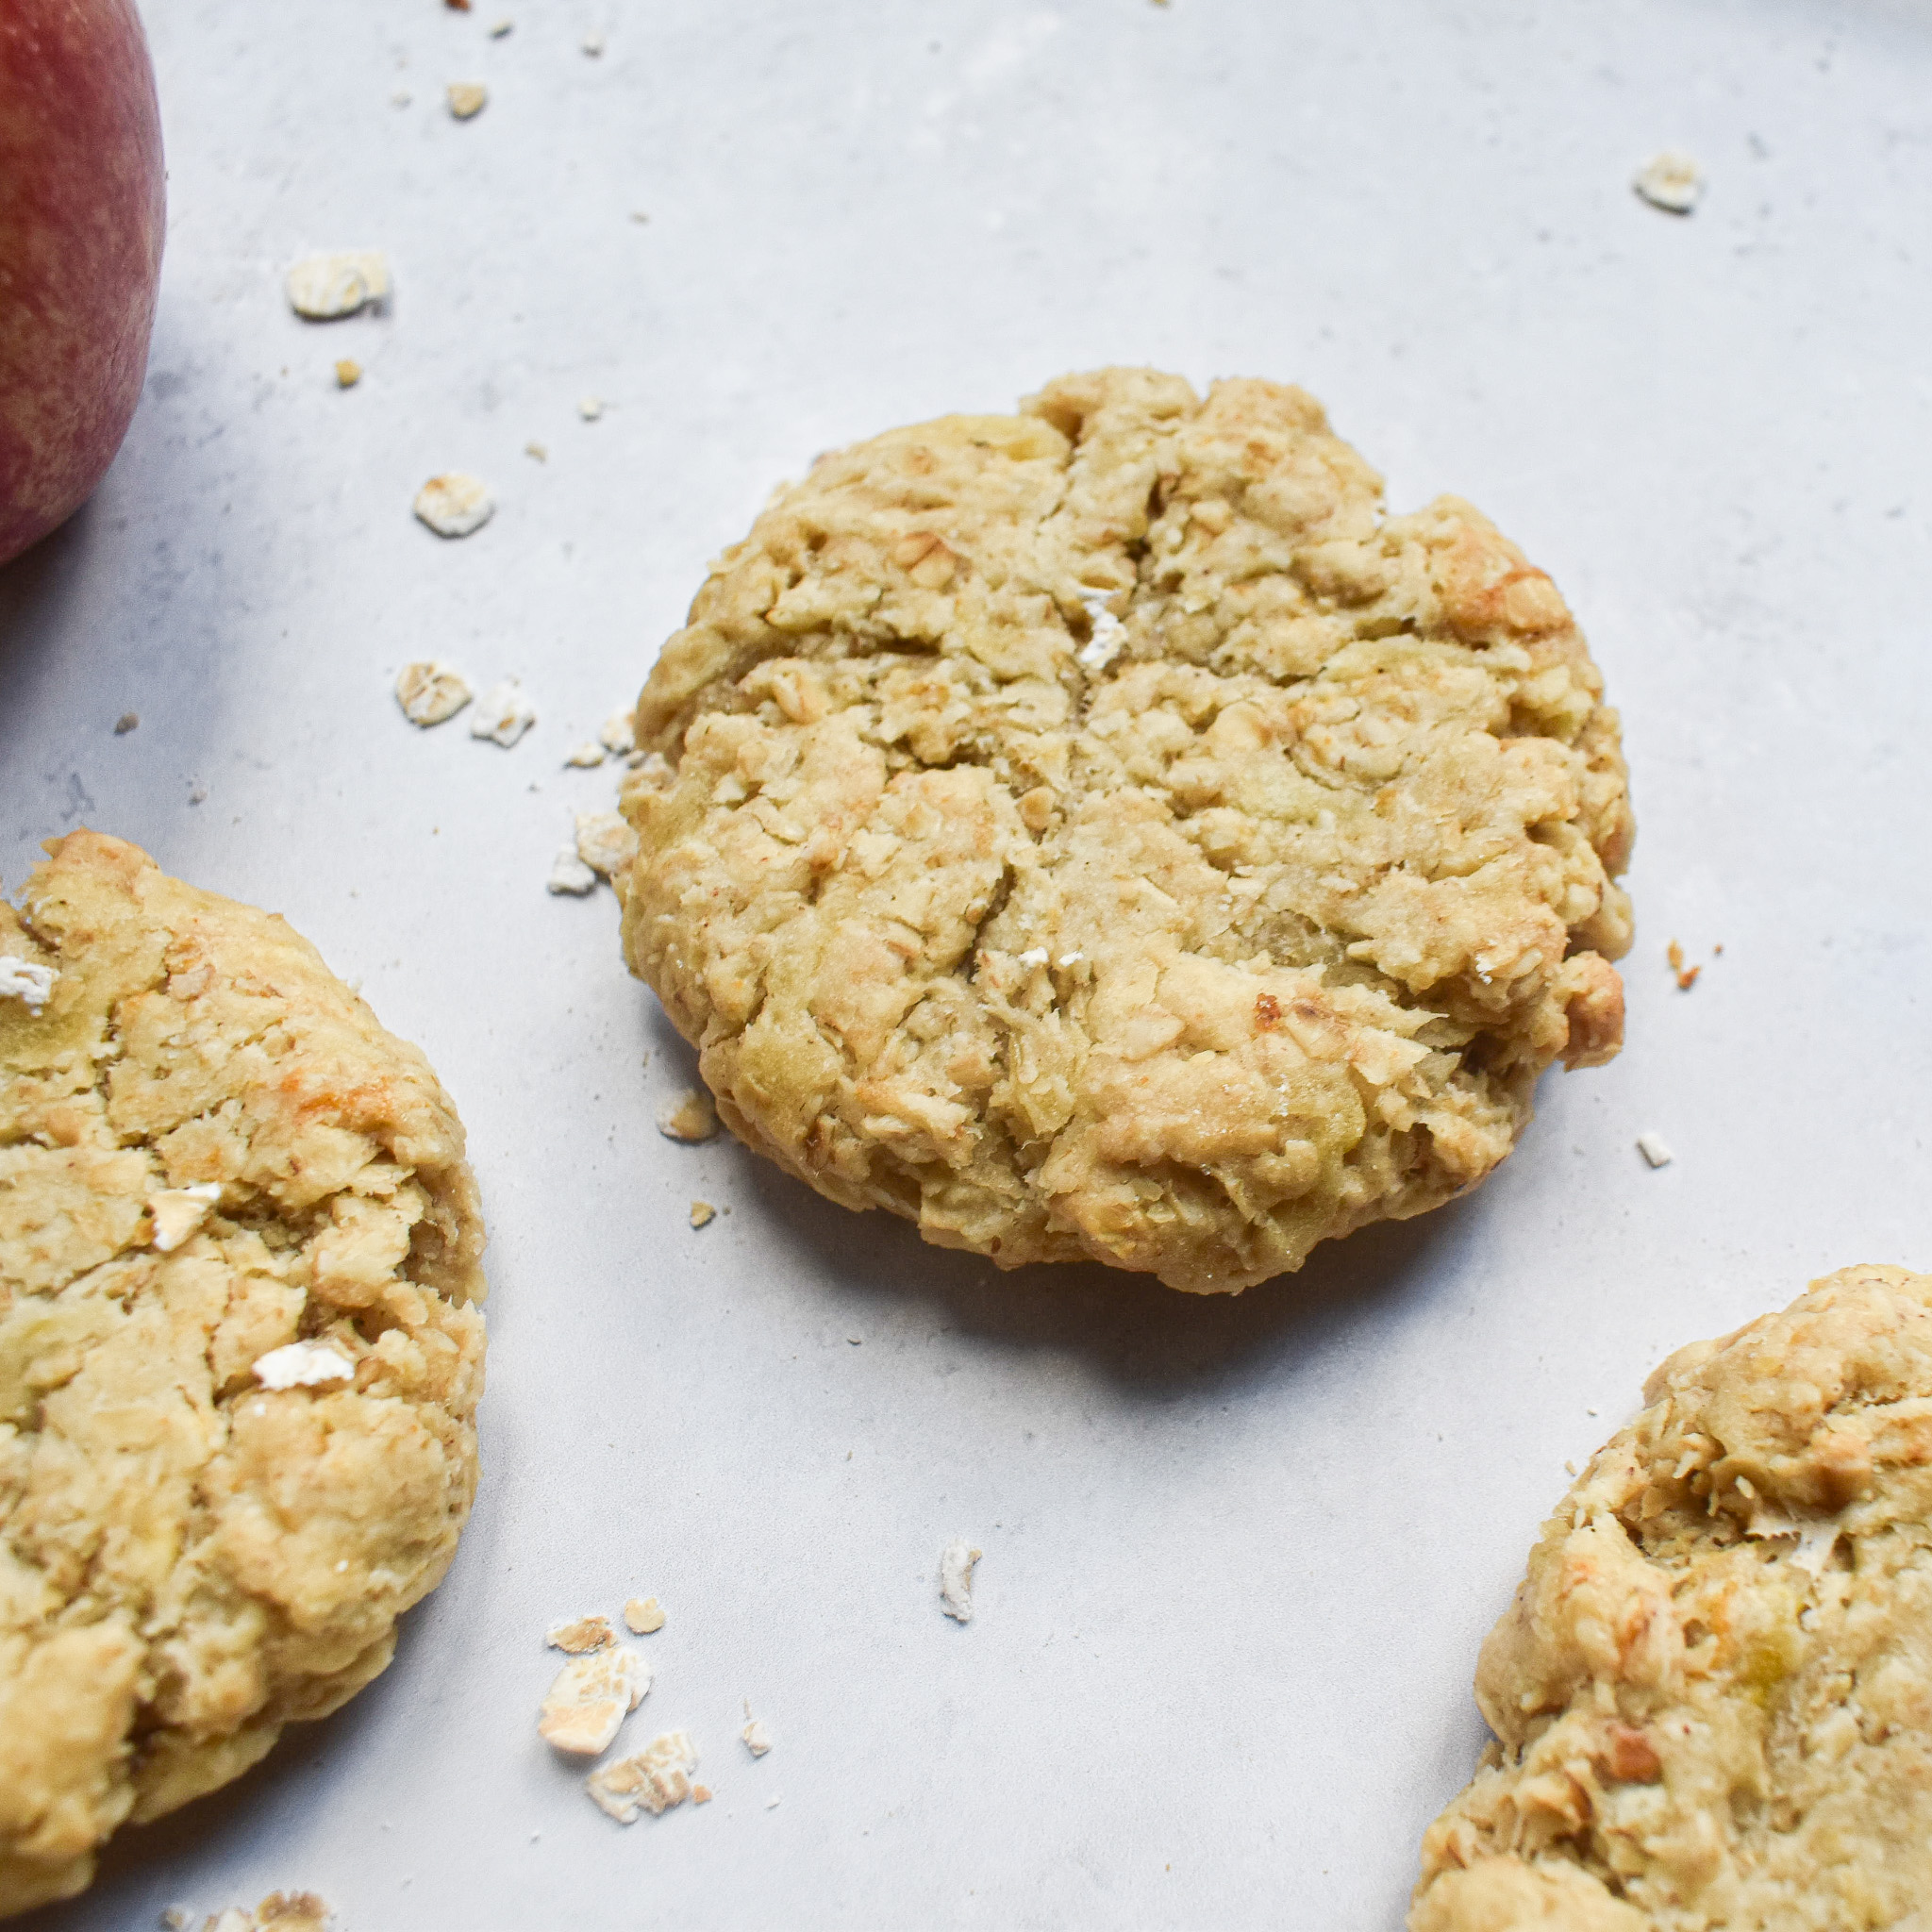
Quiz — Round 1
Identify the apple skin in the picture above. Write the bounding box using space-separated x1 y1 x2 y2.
0 0 165 567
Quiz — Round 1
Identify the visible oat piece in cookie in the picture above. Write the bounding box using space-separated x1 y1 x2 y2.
0 832 486 1919
617 369 1634 1293
1411 1264 1932 1931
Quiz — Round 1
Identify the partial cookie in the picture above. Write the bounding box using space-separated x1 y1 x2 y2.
1411 1263 1932 1930
618 368 1632 1292
0 832 487 1918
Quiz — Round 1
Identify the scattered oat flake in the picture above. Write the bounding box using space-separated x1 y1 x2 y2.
540 1645 649 1756
469 678 535 745
148 1182 222 1253
525 441 548 462
285 251 390 320
586 1730 697 1824
1637 1131 1674 1169
741 1707 773 1757
334 358 361 389
578 395 604 422
548 847 598 896
624 1596 666 1634
414 472 494 538
547 1614 615 1654
692 1784 712 1804
690 1200 715 1229
115 710 139 734
0 957 58 1014
490 15 513 34
939 1539 981 1623
575 809 636 879
765 1795 781 1809
598 709 637 756
447 80 488 118
582 28 606 55
1666 941 1702 991
658 1088 719 1142
395 659 472 726
253 1340 356 1391
565 741 605 768
1634 150 1701 213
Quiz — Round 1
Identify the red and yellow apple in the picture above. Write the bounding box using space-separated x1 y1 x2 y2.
0 0 164 567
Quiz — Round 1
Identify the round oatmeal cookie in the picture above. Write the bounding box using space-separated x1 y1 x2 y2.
618 369 1632 1293
1411 1264 1932 1931
0 832 486 1917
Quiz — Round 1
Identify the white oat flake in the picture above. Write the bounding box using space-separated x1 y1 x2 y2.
540 1645 650 1757
741 1700 773 1757
657 1088 719 1142
253 1340 356 1391
469 678 536 746
395 660 473 726
0 956 57 1014
1637 1130 1674 1169
939 1539 982 1623
414 473 494 539
148 1182 223 1253
1633 150 1702 214
547 847 598 896
564 741 605 768
285 250 390 320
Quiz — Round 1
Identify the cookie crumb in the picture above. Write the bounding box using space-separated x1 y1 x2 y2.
447 81 488 119
285 251 389 320
540 1645 649 1756
624 1596 666 1634
575 809 637 879
565 741 605 768
581 28 606 55
765 1794 781 1809
0 956 58 1014
252 1340 356 1391
1636 1131 1674 1169
939 1539 981 1622
598 709 637 757
115 710 140 734
468 678 536 745
525 441 548 462
548 847 598 896
547 1614 615 1653
578 395 604 422
658 1088 719 1142
254 1893 331 1932
741 1704 773 1757
586 1730 697 1823
692 1784 712 1804
690 1200 715 1228
334 358 361 389
1667 941 1702 991
490 15 512 34
414 472 494 538
147 1182 223 1253
1634 150 1701 214
395 660 473 726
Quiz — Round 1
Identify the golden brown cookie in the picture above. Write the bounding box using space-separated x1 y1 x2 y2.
1412 1264 1932 1930
619 369 1632 1292
0 832 486 1917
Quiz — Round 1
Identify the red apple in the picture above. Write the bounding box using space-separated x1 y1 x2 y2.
0 0 164 567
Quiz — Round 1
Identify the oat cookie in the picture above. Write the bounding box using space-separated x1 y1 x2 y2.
618 369 1632 1292
1412 1264 1932 1930
0 832 486 1917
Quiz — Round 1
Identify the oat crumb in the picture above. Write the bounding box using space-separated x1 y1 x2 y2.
658 1088 719 1142
582 28 606 55
565 741 605 768
540 1645 649 1756
447 81 488 119
414 472 494 538
114 710 140 734
547 1614 615 1654
525 441 548 462
624 1596 666 1634
585 1730 696 1823
1634 150 1702 214
490 15 513 34
548 847 598 896
741 1710 773 1757
285 251 389 320
254 1892 331 1932
598 709 638 756
0 956 58 1014
395 659 473 726
690 1200 715 1229
939 1539 981 1623
578 395 604 422
692 1784 712 1804
575 809 637 879
1637 1130 1674 1169
468 678 535 746
1667 940 1703 991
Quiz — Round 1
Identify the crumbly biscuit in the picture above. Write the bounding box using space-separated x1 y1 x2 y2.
618 369 1632 1292
0 832 486 1917
1412 1264 1932 1930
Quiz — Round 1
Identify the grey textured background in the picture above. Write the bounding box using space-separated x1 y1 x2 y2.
6 1 1931 1926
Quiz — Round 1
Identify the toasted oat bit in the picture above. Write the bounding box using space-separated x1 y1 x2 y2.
1411 1265 1932 1930
547 847 598 896
657 1088 719 1142
145 1180 223 1252
692 1784 712 1804
565 741 606 769
598 709 638 757
618 369 1633 1294
0 956 58 1013
623 1597 666 1634
1636 1130 1674 1169
252 1894 331 1932
468 679 536 746
939 1540 982 1622
285 251 390 320
1634 150 1702 214
333 358 361 390
1666 940 1702 991
689 1200 715 1228
251 1341 356 1391
0 832 486 1917
575 811 637 880
578 395 604 422
741 1704 773 1757
395 660 474 727
586 1730 697 1824
546 1615 615 1654
414 473 494 539
114 712 140 735
539 1646 649 1756
446 81 488 119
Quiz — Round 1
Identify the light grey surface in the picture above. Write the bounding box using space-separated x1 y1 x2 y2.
6 0 1932 1926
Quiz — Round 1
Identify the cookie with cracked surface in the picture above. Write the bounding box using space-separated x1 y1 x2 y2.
1411 1263 1932 1931
617 368 1632 1293
0 831 486 1917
